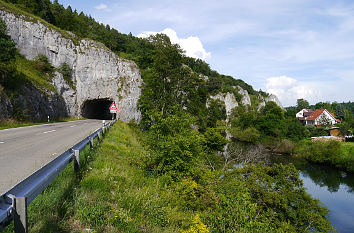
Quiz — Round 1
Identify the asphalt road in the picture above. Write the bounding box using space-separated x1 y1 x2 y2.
0 119 105 195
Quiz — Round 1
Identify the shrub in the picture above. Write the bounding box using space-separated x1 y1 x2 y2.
209 163 334 232
145 110 206 180
33 54 54 75
59 62 74 88
204 128 229 152
230 126 260 143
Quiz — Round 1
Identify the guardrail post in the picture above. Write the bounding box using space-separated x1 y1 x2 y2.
74 150 80 173
12 196 28 233
89 137 94 149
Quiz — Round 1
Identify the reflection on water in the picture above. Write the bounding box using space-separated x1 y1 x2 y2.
272 155 354 233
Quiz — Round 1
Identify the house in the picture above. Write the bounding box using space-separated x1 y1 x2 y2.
296 109 340 126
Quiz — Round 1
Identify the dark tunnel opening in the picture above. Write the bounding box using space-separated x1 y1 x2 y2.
81 99 114 120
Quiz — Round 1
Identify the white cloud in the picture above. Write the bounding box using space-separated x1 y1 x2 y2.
95 3 107 10
137 28 211 61
266 76 319 107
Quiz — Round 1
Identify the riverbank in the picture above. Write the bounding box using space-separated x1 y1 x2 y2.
271 154 354 232
294 140 354 172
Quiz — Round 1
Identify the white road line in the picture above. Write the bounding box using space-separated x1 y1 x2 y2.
0 142 4 144
43 130 56 134
70 125 77 128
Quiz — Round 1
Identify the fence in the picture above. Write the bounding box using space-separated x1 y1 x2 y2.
0 119 116 232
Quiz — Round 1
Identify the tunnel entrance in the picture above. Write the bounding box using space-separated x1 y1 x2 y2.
81 99 114 120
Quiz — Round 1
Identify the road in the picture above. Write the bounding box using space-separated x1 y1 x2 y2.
0 119 104 195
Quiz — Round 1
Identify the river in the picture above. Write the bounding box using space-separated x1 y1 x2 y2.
272 156 354 233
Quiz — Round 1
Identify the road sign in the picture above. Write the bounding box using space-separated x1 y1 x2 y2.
109 102 117 110
110 109 117 113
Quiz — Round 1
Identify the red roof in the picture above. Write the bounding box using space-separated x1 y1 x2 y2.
306 109 325 121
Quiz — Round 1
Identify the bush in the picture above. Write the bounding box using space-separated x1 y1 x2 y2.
207 163 334 232
59 62 74 88
295 140 341 163
145 110 206 180
204 128 229 152
305 125 328 137
33 54 54 75
230 126 260 143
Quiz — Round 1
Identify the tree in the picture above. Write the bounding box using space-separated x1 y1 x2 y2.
335 104 345 121
257 101 286 138
296 98 309 111
0 18 17 85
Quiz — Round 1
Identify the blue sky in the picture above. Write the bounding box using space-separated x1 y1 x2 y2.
57 0 354 106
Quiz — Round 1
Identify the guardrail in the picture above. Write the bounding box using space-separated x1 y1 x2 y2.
0 119 116 232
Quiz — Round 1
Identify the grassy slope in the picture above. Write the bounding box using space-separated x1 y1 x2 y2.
3 121 194 232
14 55 56 92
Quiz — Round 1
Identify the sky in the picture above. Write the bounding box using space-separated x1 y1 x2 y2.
57 0 354 107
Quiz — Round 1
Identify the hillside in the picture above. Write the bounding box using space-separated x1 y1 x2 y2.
0 0 281 126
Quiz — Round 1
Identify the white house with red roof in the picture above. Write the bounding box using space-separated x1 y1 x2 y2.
296 109 340 126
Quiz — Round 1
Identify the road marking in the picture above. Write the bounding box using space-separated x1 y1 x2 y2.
70 125 77 128
0 142 4 144
43 130 56 134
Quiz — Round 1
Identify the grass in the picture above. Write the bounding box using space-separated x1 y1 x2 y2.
2 121 193 232
15 55 56 92
0 117 86 130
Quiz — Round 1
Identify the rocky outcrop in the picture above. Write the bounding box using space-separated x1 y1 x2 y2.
209 92 238 121
14 84 68 120
258 94 284 110
237 86 251 106
0 9 142 122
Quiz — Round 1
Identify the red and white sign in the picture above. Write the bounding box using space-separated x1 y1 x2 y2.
109 102 118 110
109 102 117 113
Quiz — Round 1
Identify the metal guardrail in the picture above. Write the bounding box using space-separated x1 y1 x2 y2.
0 119 116 232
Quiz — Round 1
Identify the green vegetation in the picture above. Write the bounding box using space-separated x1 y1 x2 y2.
3 121 334 232
15 54 55 92
58 62 74 89
295 140 354 172
0 16 16 86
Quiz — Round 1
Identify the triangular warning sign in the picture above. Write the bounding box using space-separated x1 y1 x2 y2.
109 102 118 110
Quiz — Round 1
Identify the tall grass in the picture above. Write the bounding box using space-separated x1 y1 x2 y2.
2 122 192 232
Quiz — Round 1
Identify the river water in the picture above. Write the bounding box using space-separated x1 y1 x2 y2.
272 156 354 233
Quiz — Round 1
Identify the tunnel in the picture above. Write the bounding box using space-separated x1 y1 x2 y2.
81 99 114 120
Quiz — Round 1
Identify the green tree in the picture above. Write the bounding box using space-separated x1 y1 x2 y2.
145 109 205 180
335 104 345 121
204 128 228 152
257 101 286 138
296 98 309 111
0 18 17 85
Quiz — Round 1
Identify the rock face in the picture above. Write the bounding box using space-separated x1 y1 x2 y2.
0 9 142 122
237 86 251 106
207 86 252 121
0 86 13 120
209 92 238 121
258 94 284 110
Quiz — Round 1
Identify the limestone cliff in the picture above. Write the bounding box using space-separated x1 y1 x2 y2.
207 85 283 122
257 94 284 111
0 9 141 122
